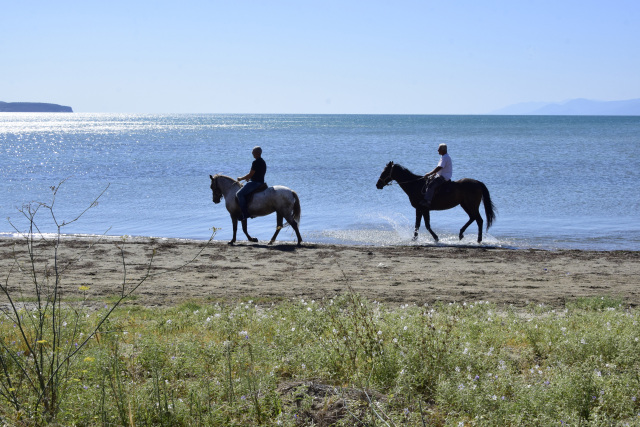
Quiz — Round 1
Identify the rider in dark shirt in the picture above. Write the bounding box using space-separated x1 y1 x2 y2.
236 146 266 220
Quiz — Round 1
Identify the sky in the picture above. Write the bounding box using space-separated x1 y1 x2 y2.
2 1 639 114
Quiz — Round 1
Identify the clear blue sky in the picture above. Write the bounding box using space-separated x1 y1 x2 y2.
2 1 639 114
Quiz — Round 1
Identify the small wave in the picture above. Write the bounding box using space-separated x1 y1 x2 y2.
0 232 193 243
305 228 516 249
303 211 518 248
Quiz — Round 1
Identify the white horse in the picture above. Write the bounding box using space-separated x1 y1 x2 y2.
209 174 302 246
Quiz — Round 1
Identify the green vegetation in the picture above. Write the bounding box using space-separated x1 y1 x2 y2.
2 294 640 426
2 183 639 425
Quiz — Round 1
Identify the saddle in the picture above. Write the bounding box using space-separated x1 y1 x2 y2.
422 177 453 196
236 182 268 205
438 179 453 195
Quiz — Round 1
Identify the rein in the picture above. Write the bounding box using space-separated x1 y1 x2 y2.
212 175 242 197
382 166 424 187
386 177 424 186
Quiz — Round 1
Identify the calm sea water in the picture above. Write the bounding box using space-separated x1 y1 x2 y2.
1 114 639 250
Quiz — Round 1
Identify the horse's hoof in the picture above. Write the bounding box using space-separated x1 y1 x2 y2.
250 238 258 243
412 235 418 242
459 233 464 240
228 241 235 245
268 240 274 245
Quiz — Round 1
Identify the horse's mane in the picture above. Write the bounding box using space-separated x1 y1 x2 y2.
393 163 423 181
212 174 244 190
213 174 242 183
213 174 235 180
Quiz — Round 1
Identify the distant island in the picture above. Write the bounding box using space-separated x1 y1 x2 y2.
491 98 640 116
0 101 73 113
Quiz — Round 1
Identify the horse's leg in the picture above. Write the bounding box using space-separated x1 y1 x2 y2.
283 213 303 246
291 220 303 246
269 213 284 245
459 204 483 243
229 217 238 245
413 209 421 241
241 218 258 243
423 210 439 242
459 217 474 241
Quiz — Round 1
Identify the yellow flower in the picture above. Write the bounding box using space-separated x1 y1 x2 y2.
8 388 15 392
36 340 47 344
84 357 95 363
79 285 90 291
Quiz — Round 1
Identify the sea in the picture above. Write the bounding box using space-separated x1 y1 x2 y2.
1 114 639 251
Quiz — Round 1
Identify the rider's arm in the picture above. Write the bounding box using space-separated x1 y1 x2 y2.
238 169 255 182
424 166 442 178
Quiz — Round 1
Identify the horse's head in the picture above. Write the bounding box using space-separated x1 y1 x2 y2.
376 161 395 189
210 174 222 204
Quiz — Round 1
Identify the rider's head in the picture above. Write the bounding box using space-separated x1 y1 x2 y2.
252 146 262 158
438 144 447 155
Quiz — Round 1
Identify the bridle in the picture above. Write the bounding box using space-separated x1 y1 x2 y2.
211 176 222 202
378 164 395 187
378 164 423 187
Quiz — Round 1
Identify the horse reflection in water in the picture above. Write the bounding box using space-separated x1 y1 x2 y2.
209 174 302 246
376 162 496 243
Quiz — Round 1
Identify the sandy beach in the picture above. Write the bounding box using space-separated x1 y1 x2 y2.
1 237 639 308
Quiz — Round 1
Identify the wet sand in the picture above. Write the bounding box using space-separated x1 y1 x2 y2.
1 237 639 308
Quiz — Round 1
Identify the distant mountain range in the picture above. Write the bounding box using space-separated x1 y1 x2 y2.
491 98 640 116
0 101 73 112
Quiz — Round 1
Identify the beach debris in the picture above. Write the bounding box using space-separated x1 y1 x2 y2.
277 380 387 426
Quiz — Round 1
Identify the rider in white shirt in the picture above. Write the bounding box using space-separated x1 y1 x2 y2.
419 143 452 209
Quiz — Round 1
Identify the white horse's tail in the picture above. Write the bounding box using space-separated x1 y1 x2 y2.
291 191 301 225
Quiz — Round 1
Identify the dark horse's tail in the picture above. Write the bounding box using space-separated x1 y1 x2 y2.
291 191 301 225
481 182 496 230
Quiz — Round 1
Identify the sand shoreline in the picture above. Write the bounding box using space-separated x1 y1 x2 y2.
1 237 639 308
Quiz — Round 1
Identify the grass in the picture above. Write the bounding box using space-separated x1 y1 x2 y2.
104 294 140 304
2 294 640 426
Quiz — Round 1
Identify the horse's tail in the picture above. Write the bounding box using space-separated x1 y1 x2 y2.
291 191 301 225
480 182 496 231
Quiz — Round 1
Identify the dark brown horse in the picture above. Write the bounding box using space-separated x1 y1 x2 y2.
376 162 496 243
